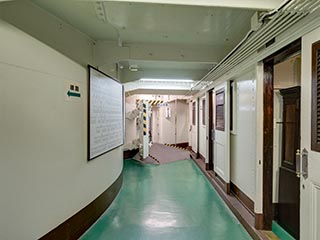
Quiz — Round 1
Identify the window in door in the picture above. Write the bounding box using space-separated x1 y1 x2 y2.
216 89 225 131
202 99 206 125
311 41 320 152
192 101 196 125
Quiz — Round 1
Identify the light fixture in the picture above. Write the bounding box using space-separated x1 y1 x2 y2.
129 65 138 72
139 78 194 83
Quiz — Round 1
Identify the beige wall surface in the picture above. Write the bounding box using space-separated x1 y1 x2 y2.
0 20 123 240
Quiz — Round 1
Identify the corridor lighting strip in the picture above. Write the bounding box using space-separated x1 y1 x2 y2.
140 78 194 83
191 0 320 91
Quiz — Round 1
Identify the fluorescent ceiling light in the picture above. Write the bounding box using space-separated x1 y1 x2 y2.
140 78 194 83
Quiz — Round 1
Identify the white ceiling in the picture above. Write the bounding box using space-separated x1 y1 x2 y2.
31 0 255 46
29 0 273 93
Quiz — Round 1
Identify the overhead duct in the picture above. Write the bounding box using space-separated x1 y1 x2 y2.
191 0 320 92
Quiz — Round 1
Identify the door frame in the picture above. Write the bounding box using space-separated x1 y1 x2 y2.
262 39 301 230
196 97 200 158
207 89 214 170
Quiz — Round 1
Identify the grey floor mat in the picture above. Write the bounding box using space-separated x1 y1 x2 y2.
133 143 190 165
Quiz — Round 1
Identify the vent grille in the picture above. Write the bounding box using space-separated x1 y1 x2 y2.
215 89 225 131
317 49 320 143
311 41 320 151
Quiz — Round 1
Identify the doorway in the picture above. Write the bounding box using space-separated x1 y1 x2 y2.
263 39 301 237
277 86 300 238
207 89 214 170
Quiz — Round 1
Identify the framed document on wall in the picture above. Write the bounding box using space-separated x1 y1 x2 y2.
88 65 124 161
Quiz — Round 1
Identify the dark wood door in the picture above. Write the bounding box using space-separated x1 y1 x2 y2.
278 86 300 239
207 90 214 170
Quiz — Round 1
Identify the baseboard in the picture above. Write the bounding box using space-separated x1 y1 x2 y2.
123 148 139 159
175 142 189 148
39 172 123 240
199 153 205 161
192 158 267 240
255 214 264 230
215 172 230 194
205 163 213 170
230 182 255 214
273 203 279 221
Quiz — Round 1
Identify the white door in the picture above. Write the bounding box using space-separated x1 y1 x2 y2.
214 82 230 183
300 29 320 240
191 100 198 152
188 101 192 147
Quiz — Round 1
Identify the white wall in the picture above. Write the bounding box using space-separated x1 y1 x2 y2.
176 100 189 144
124 95 189 146
0 20 123 240
274 55 301 89
199 95 206 159
124 95 138 149
159 101 176 144
151 106 160 143
230 70 256 201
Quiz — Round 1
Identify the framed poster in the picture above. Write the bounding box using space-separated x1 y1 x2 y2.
88 65 124 160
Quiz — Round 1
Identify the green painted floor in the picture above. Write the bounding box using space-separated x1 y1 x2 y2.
272 221 296 240
81 159 251 240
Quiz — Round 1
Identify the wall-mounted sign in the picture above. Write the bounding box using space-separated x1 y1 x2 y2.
65 82 82 101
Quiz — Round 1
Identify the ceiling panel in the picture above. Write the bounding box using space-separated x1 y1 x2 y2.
31 0 256 46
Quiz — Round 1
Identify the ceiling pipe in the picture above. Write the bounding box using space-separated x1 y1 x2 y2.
189 0 320 93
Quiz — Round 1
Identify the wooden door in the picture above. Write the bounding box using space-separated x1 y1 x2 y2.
278 86 300 239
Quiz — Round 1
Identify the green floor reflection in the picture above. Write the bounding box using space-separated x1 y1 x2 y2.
81 159 251 240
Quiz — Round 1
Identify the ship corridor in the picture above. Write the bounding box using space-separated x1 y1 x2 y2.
1 1 320 240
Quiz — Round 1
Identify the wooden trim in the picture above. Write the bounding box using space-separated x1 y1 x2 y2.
206 162 213 171
255 214 264 230
199 153 205 161
40 172 123 240
123 148 139 159
273 203 279 221
263 39 301 65
263 59 274 230
215 172 230 194
230 182 254 214
262 39 302 231
311 40 320 152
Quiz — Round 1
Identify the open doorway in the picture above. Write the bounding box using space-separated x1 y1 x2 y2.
273 54 301 239
263 39 301 239
207 89 214 170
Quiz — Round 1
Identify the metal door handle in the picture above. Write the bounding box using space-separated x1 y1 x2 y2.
211 129 215 141
301 148 308 179
296 149 301 178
